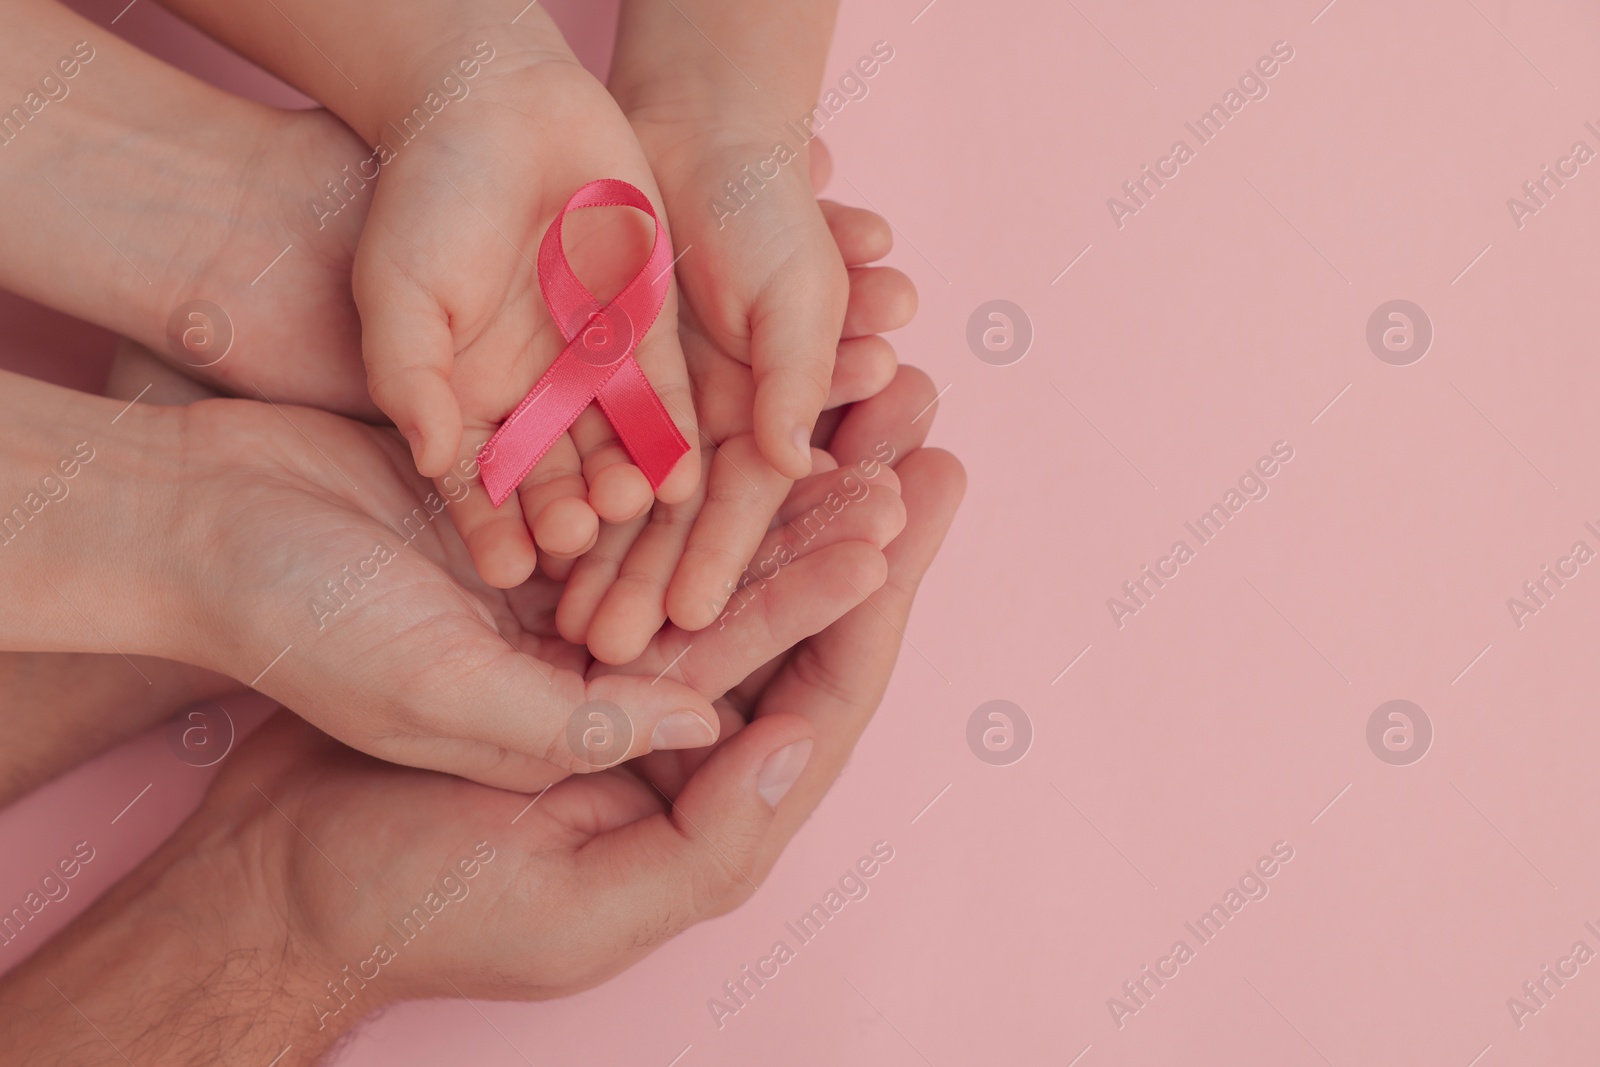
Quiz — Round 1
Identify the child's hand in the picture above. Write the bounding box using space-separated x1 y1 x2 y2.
353 34 701 591
551 54 915 663
554 164 914 663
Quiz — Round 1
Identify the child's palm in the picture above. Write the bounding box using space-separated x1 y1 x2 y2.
354 59 701 590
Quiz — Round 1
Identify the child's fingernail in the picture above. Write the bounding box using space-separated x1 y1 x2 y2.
757 739 813 808
651 711 715 750
404 430 424 457
791 426 814 466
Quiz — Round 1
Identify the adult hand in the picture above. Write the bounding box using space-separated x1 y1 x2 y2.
0 369 962 1065
0 0 376 414
155 363 904 791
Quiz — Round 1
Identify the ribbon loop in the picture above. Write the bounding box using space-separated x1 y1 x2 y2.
477 179 688 507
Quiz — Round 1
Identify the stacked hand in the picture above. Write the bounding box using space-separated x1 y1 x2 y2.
161 360 907 789
0 0 963 1058
0 375 962 1063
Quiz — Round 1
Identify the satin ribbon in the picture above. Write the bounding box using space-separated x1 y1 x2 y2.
477 179 688 507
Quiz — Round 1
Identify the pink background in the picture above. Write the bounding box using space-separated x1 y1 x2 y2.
5 0 1600 1062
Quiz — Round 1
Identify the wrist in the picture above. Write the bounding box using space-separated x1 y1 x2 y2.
610 0 837 123
0 820 355 1064
334 14 577 147
0 3 300 356
0 374 192 661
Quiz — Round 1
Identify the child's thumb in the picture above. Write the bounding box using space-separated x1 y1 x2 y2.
750 250 848 480
356 272 462 478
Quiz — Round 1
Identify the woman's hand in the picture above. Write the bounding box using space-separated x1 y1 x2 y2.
157 372 903 790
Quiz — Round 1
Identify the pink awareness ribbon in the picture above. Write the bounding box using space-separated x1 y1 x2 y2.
477 179 688 507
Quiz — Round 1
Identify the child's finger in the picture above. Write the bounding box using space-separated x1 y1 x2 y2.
659 443 904 643
356 268 463 479
843 267 918 338
555 505 654 647
569 405 655 523
664 435 792 632
559 451 707 660
749 250 849 480
819 201 894 266
582 501 699 664
439 423 537 589
518 435 600 560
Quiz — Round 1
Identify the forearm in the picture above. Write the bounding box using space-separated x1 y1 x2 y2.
0 0 279 349
0 370 189 660
0 830 353 1066
0 652 240 804
153 0 572 146
611 0 840 119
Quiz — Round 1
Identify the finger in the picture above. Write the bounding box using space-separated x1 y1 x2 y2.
518 435 599 560
381 650 726 790
569 405 655 523
573 713 815 952
664 435 792 632
558 446 711 658
809 136 833 192
827 336 899 410
440 425 537 589
626 699 748 801
681 471 906 682
555 505 655 649
774 458 901 528
541 551 577 583
819 201 893 266
750 239 849 480
825 364 940 468
607 538 892 703
355 265 462 478
843 267 917 338
576 506 697 666
753 448 966 842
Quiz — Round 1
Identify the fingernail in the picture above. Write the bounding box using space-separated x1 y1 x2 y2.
651 712 714 750
404 429 424 458
757 739 813 808
791 425 814 466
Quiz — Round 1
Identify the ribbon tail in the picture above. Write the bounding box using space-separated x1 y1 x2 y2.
479 352 612 507
595 358 690 489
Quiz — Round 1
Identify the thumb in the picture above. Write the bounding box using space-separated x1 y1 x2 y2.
381 651 728 791
354 260 463 479
750 237 849 480
576 713 816 949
